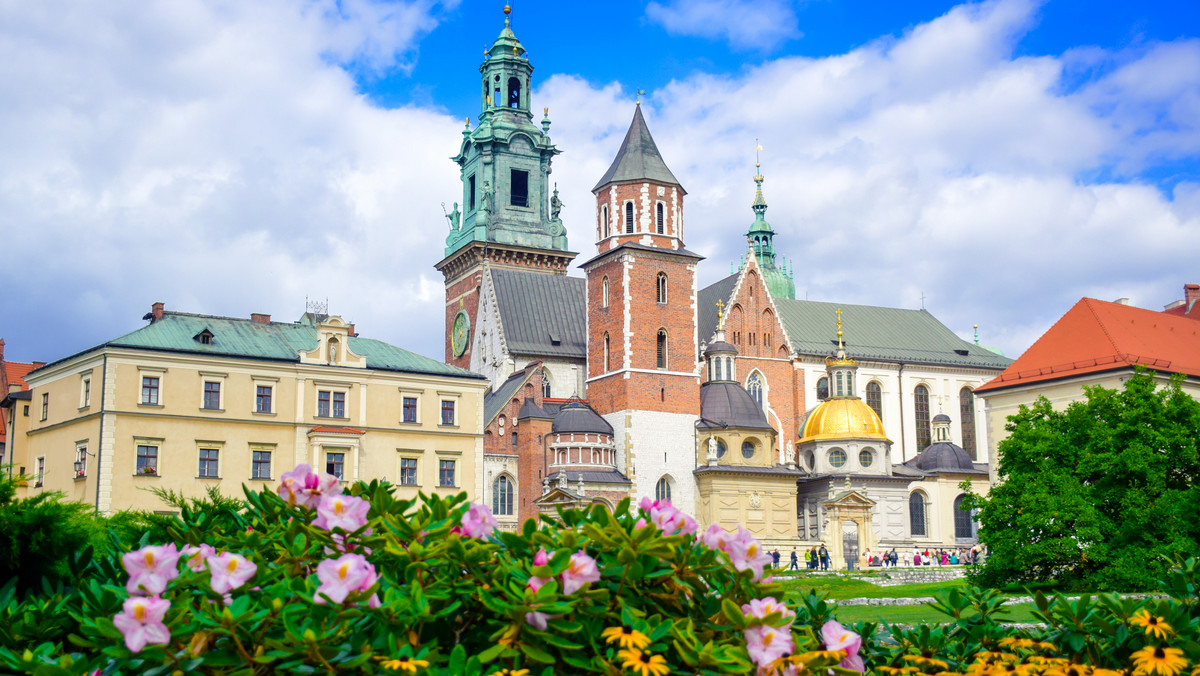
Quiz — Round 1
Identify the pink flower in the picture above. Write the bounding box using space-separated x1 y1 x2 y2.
698 524 731 551
312 494 371 532
525 610 550 630
528 549 552 592
820 620 864 673
639 498 698 536
314 553 380 607
122 544 181 596
457 502 499 539
742 597 795 625
726 528 773 582
560 550 600 594
181 544 216 572
112 595 171 653
206 552 257 595
278 463 341 509
744 624 794 667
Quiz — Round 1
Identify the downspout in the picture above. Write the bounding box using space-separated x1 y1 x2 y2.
896 363 906 463
94 354 108 511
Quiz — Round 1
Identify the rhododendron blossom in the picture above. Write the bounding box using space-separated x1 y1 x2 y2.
698 524 731 551
122 543 181 595
455 502 499 539
312 494 371 532
561 550 600 594
742 597 794 624
277 463 341 509
527 549 551 592
744 624 794 667
821 620 864 673
181 544 216 573
726 528 772 581
314 553 380 607
638 497 698 536
207 552 258 595
524 610 550 630
112 595 171 653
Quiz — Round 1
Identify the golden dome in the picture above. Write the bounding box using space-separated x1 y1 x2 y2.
800 397 889 442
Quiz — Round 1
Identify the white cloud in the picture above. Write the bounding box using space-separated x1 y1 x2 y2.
645 0 800 50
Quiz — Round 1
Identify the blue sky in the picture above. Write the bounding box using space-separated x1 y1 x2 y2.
1 0 1198 367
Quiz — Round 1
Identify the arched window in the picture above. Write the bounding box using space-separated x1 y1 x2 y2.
602 277 609 307
725 357 734 380
656 330 668 369
625 202 634 233
960 387 977 459
816 376 829 401
507 77 521 108
492 74 501 108
714 357 723 381
914 385 931 451
866 381 883 421
835 372 844 397
656 273 667 303
910 492 927 537
846 372 854 395
656 203 664 234
655 476 672 502
493 475 514 516
601 205 609 238
603 332 610 372
542 373 552 399
954 494 974 539
747 372 764 409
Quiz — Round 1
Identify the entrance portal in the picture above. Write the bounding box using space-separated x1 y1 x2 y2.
841 521 859 569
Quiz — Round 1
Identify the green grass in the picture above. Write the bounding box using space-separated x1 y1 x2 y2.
831 603 1040 626
777 575 969 601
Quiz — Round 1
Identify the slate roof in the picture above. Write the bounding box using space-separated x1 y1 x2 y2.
491 268 587 359
694 464 803 477
547 470 633 485
484 367 537 425
905 441 986 474
592 105 684 192
552 400 613 435
699 275 1012 370
699 382 774 430
976 297 1200 393
39 311 484 380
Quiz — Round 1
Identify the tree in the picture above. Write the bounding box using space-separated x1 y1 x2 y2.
967 371 1200 591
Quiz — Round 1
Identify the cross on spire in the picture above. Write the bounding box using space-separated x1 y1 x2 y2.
836 307 844 350
716 299 725 329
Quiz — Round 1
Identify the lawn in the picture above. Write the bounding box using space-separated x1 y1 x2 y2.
831 603 1041 625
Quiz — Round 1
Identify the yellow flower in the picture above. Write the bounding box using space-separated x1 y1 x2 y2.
1092 670 1125 676
377 655 430 673
491 670 531 676
602 625 652 650
617 648 670 676
1130 611 1174 640
1037 643 1058 653
1042 665 1092 676
976 652 1020 664
497 624 520 646
1029 657 1069 666
1131 646 1187 676
904 654 951 670
999 638 1038 651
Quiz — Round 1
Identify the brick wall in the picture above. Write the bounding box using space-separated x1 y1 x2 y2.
593 182 684 252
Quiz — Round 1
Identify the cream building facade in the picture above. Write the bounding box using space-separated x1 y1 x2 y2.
7 303 488 514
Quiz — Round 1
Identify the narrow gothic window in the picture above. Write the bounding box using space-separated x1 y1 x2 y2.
625 202 634 233
910 492 927 537
960 387 977 459
656 273 667 303
656 203 664 233
507 77 521 108
655 477 671 502
816 377 829 401
603 333 610 371
714 358 723 381
601 205 609 238
656 330 668 369
468 175 476 211
954 494 974 539
493 475 514 516
602 277 609 307
747 372 764 409
866 381 883 421
914 385 932 451
542 373 552 399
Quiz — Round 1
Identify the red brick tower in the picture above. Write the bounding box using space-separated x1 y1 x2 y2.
582 104 702 511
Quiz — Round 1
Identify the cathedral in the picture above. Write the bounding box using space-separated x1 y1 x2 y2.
436 7 1010 566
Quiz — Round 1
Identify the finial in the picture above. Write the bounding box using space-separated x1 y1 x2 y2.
636 88 645 104
974 324 979 345
503 3 511 26
836 308 844 351
544 106 548 115
483 44 489 58
716 299 726 330
755 139 762 171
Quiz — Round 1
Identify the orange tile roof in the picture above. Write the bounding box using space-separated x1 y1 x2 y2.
308 425 366 435
976 298 1200 393
4 362 35 390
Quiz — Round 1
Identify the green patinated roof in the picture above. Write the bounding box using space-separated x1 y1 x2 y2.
95 312 484 379
593 105 684 192
698 276 1012 370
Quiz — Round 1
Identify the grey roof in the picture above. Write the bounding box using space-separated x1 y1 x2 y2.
491 268 587 359
704 340 737 356
552 400 614 435
694 464 803 477
905 442 988 474
518 399 552 420
580 242 704 269
547 470 633 485
932 413 952 423
484 368 534 425
699 382 774 430
698 276 1013 370
890 464 929 478
592 105 684 192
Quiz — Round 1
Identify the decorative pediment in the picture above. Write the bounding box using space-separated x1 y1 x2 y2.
298 315 367 368
534 487 583 506
824 490 875 509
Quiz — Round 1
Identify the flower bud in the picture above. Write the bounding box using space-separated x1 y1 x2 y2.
304 629 317 643
272 598 283 612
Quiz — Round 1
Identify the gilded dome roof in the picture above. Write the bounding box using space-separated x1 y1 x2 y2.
800 397 889 442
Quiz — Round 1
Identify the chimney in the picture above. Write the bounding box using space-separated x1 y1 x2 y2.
151 302 165 321
347 323 356 337
1186 284 1200 306
0 337 5 362
1113 297 1130 306
32 361 46 369
251 313 271 324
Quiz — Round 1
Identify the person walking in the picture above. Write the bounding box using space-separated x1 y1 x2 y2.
789 549 799 571
818 543 829 571
771 549 780 569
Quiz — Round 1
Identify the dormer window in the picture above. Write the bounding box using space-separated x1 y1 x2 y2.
194 329 214 345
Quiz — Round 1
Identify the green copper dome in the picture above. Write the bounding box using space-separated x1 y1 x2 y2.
745 168 795 299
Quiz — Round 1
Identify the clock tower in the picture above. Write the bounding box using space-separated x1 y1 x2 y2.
435 5 576 369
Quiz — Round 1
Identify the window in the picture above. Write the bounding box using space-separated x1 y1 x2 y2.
507 76 521 108
512 432 518 446
828 448 847 468
655 476 672 502
440 400 456 426
510 169 529 207
914 385 931 451
137 445 159 475
468 174 477 211
141 376 160 405
402 396 418 423
747 372 764 409
866 382 883 421
74 444 87 478
602 277 609 307
493 475 514 516
318 391 346 418
656 203 664 234
325 452 345 479
542 373 551 399
203 381 221 410
816 377 829 401
656 272 667 303
252 450 272 479
601 205 609 238
256 385 273 413
715 439 726 458
40 393 48 421
438 460 456 487
625 202 634 233
835 372 844 397
960 387 977 459
741 441 755 459
603 333 610 371
81 376 91 408
35 456 45 487
954 494 974 539
656 330 668 369
198 448 219 478
399 457 418 485
910 492 927 537
714 357 723 381
859 448 874 468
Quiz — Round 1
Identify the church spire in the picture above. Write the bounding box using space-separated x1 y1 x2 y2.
592 105 684 193
745 143 795 299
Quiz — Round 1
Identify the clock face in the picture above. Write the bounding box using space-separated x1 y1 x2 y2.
451 310 471 357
